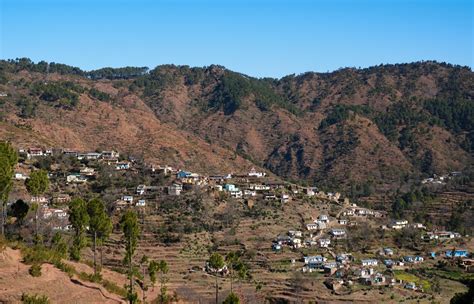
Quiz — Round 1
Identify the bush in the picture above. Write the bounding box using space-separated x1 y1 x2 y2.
21 293 50 304
29 264 42 277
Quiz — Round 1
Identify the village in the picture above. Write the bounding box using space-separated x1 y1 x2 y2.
7 146 474 302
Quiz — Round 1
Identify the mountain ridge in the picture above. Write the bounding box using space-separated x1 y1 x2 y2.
0 58 472 195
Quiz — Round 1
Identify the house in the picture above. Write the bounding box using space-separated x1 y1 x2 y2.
390 219 408 229
330 228 346 238
445 250 469 258
280 194 290 203
79 167 95 176
177 170 192 179
243 189 257 197
414 256 424 263
272 243 282 251
383 248 394 256
67 174 87 183
290 238 302 248
212 185 223 192
264 194 277 201
224 184 239 192
318 214 329 223
229 190 243 199
136 199 146 207
305 188 316 196
53 194 71 204
63 149 79 157
304 255 327 264
14 173 28 180
411 223 426 229
306 222 325 231
28 148 44 158
30 196 48 204
86 152 102 160
336 254 351 264
421 232 439 241
116 162 131 170
436 231 460 240
404 282 417 290
136 184 146 195
323 262 338 274
319 238 331 248
383 259 394 267
101 150 119 160
338 219 348 225
122 195 134 203
288 230 302 238
366 274 386 286
355 268 374 278
248 167 266 178
168 183 182 196
249 184 270 191
403 256 415 263
361 259 378 267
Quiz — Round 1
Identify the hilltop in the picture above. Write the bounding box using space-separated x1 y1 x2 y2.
0 58 473 196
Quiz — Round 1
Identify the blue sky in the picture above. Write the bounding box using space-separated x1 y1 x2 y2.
0 0 472 77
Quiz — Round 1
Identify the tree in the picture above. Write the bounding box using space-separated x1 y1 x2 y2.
9 199 29 224
208 252 225 304
25 169 49 237
223 292 240 304
120 211 140 304
68 198 89 261
225 252 248 293
148 260 158 290
0 141 18 236
140 255 149 304
87 198 112 275
157 260 169 304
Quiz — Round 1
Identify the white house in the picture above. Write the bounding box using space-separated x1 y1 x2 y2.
244 189 257 197
361 259 378 267
390 219 408 230
330 228 346 238
319 238 331 248
248 167 266 178
67 174 87 183
14 173 28 180
136 199 146 207
168 183 182 196
122 195 134 203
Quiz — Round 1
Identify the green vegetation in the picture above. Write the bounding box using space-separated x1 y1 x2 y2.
21 293 50 304
424 98 474 152
394 270 431 291
86 198 112 275
16 96 37 118
223 292 240 304
319 104 371 129
120 210 140 303
68 198 90 261
29 263 42 277
30 81 81 109
208 252 225 304
0 142 18 236
88 88 111 101
210 71 300 115
87 67 148 80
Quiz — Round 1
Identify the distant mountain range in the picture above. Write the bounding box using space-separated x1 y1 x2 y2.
1 58 472 195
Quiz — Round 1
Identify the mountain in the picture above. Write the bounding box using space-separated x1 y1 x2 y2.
0 58 473 194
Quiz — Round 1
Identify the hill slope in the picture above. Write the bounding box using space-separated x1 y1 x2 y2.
0 59 472 193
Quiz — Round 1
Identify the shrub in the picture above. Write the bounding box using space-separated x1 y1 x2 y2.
29 264 42 277
21 293 50 304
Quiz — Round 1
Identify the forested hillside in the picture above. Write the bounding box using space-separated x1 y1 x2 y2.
0 58 473 195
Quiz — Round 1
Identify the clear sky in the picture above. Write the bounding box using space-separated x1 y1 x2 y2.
0 0 472 78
